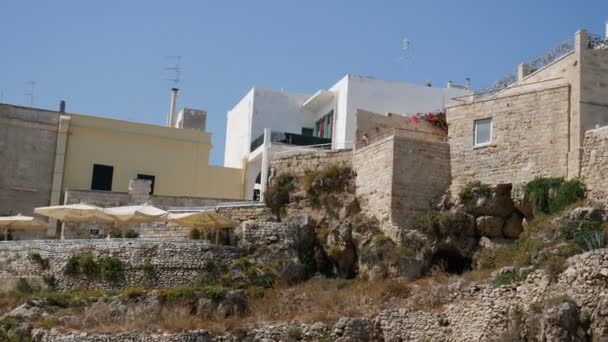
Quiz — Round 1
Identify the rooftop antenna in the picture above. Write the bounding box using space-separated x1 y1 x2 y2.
164 56 182 86
25 81 36 106
399 36 414 61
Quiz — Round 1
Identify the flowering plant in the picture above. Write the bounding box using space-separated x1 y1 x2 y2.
405 111 447 131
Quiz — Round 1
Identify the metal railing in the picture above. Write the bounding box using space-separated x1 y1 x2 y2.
476 38 573 99
589 33 608 51
250 131 331 152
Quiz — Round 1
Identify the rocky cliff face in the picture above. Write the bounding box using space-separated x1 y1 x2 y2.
6 248 607 341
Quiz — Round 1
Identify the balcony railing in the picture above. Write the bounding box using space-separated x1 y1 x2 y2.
250 131 332 152
476 38 573 99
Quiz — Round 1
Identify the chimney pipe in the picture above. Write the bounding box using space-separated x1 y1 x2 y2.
168 88 179 127
59 100 66 113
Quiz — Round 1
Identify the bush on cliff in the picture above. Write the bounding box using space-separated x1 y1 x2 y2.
525 177 585 215
264 173 296 221
302 163 356 206
458 181 493 202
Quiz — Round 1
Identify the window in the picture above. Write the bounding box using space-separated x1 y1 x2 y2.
301 127 314 136
474 118 492 146
314 110 334 139
91 164 113 191
137 174 156 195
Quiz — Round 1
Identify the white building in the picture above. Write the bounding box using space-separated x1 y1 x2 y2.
224 74 471 200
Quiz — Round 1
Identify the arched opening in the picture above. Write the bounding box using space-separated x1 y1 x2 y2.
429 248 472 275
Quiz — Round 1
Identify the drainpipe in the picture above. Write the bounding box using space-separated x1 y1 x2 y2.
259 128 271 202
50 100 71 238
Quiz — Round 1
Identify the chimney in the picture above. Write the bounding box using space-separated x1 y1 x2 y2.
605 20 608 38
447 80 453 88
58 100 66 113
465 77 471 90
168 88 179 127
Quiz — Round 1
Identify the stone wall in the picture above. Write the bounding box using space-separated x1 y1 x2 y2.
354 109 446 148
64 189 237 210
391 135 451 230
354 134 451 240
0 104 59 217
0 240 241 292
448 86 571 194
581 126 608 204
271 149 352 177
353 135 394 231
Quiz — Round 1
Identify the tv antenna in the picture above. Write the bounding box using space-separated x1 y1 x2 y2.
25 81 36 106
399 36 414 61
164 56 182 86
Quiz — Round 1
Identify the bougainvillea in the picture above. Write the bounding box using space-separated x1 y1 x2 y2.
405 111 447 131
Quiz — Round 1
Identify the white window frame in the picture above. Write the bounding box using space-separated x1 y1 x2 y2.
474 118 492 147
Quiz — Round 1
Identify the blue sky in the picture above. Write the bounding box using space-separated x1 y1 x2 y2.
2 1 607 164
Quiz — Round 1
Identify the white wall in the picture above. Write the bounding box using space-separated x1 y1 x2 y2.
340 75 470 146
249 89 313 142
224 89 254 168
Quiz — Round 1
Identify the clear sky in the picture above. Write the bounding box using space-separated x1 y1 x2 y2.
2 1 607 165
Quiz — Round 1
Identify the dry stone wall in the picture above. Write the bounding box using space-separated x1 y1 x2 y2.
0 240 241 292
270 149 352 177
448 86 571 194
28 249 608 341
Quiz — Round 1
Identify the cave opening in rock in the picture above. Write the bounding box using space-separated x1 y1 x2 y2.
429 248 472 275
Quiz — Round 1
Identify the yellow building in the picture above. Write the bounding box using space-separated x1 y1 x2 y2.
60 113 244 199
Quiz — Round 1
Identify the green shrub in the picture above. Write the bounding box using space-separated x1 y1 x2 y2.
302 163 356 207
122 286 146 298
201 284 226 300
459 181 492 202
561 221 608 251
79 253 100 277
264 173 296 221
42 275 57 288
29 252 50 270
98 255 123 282
143 258 155 275
413 212 442 238
492 271 515 287
109 229 123 238
124 230 139 239
16 278 36 294
189 228 202 240
525 177 585 215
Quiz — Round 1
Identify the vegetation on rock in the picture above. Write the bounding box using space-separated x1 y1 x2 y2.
264 173 296 221
525 177 585 215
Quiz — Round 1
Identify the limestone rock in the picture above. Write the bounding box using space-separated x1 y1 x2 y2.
537 301 580 342
217 290 248 318
476 216 504 238
462 183 515 218
511 183 534 218
503 212 524 239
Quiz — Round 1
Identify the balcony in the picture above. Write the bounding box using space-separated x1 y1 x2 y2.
250 131 331 152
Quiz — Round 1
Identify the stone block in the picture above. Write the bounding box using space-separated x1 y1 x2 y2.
476 216 504 238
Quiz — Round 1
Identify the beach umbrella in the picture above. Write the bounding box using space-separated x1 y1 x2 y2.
168 210 238 244
34 203 114 240
34 203 114 223
0 214 50 230
103 204 168 224
167 210 238 229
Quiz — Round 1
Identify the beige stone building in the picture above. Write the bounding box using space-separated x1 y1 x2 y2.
448 29 608 193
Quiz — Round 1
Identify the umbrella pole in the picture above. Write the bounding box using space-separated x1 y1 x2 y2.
60 221 65 241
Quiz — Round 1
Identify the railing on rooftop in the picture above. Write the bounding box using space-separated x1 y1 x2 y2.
475 38 574 99
250 131 331 152
589 34 608 51
273 141 353 157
